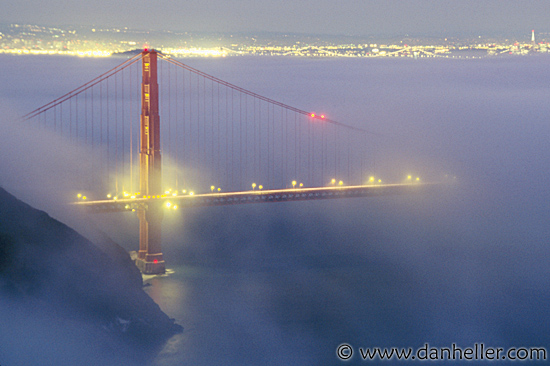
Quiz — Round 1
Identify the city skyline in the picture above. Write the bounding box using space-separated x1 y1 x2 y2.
1 22 547 59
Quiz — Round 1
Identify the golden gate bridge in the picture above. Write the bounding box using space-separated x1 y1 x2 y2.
21 49 429 274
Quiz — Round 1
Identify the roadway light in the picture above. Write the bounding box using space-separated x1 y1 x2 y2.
331 178 336 185
416 177 420 181
338 180 343 186
407 175 412 180
77 193 82 199
82 196 87 200
292 180 297 188
378 179 382 183
165 202 172 208
369 176 375 183
217 188 221 192
252 183 256 190
211 185 215 192
106 193 111 198
299 183 303 188
259 185 263 190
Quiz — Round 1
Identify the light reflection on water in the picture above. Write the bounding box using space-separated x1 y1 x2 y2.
145 262 324 365
143 246 439 365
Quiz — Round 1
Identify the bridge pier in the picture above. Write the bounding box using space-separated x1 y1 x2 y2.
136 204 165 274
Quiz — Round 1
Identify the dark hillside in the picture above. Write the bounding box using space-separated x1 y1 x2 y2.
0 186 182 365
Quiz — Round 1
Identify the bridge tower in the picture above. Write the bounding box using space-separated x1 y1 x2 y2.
135 50 165 274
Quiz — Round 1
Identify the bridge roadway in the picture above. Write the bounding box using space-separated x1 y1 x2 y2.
74 182 435 213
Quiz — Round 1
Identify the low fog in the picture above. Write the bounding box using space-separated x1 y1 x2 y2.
1 54 549 364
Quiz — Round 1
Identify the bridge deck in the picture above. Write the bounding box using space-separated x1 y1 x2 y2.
74 182 435 213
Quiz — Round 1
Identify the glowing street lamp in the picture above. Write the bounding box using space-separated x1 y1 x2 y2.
252 183 256 190
292 180 297 188
299 183 303 188
259 185 263 190
211 185 215 192
331 178 336 185
338 180 343 186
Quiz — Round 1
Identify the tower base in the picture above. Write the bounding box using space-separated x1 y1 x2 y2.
135 258 166 274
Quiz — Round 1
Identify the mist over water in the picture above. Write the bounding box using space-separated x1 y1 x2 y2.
1 54 549 365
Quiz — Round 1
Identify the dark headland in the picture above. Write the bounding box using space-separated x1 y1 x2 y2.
0 186 182 365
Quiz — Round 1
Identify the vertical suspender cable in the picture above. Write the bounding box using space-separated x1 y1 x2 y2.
91 85 94 149
217 83 220 187
239 92 242 190
115 72 118 194
348 130 351 183
129 64 133 193
174 64 178 190
244 94 248 187
211 79 214 184
122 68 125 191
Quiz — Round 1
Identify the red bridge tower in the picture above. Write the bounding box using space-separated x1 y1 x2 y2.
135 50 165 274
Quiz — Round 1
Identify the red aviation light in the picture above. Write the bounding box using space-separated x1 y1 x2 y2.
310 113 316 118
320 114 325 119
153 259 158 264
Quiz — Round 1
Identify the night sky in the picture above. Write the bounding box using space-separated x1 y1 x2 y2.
2 0 550 36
